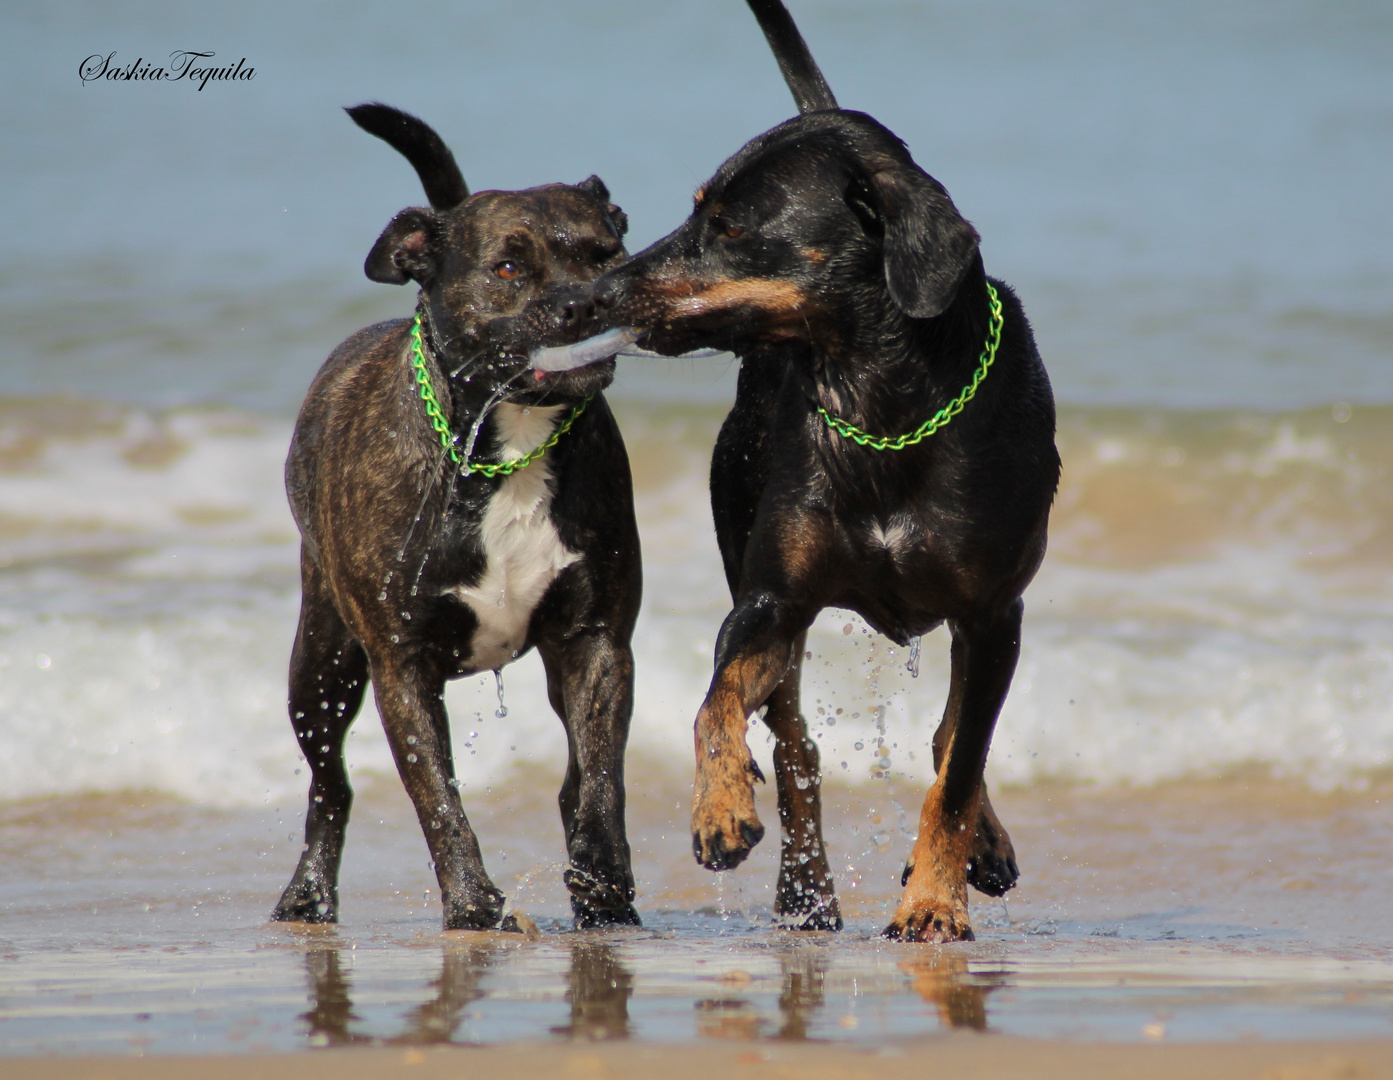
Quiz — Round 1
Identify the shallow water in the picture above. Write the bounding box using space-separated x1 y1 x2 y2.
2 775 1392 1054
3 0 1392 1056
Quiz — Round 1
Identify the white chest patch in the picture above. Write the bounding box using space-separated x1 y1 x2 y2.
868 512 919 558
447 403 581 671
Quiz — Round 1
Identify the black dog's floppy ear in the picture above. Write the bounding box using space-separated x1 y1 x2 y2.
865 164 980 319
577 174 629 238
365 207 435 285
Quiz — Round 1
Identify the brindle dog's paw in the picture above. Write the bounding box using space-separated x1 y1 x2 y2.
882 905 975 944
442 883 506 931
564 866 640 929
272 881 338 924
571 895 642 930
774 899 843 931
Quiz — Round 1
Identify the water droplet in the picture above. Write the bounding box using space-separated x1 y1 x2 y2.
406 752 418 763
907 635 921 678
406 735 417 745
493 669 508 718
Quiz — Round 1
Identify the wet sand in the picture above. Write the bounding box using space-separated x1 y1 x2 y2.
5 1037 1393 1080
2 767 1392 1060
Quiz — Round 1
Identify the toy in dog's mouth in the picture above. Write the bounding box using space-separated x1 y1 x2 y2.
528 328 721 380
530 328 640 380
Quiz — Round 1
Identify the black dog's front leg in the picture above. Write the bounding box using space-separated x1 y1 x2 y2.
691 591 808 871
542 632 640 928
274 559 370 924
371 657 505 930
761 630 841 930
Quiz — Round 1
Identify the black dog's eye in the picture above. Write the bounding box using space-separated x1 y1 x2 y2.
722 223 744 240
494 261 523 280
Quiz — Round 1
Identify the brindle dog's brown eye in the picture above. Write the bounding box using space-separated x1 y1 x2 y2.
723 224 744 240
495 261 522 280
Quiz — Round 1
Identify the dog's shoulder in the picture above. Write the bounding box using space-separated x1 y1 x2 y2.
286 317 415 543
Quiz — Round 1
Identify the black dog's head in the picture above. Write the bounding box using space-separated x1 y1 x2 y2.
592 109 979 357
350 103 629 402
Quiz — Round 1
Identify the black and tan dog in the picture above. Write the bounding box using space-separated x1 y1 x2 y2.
591 0 1059 941
272 103 641 931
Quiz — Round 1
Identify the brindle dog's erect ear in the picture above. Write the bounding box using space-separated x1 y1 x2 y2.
365 207 435 285
864 163 981 319
577 175 629 238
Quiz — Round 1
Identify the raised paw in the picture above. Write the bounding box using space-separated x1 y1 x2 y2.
691 772 764 870
691 816 764 870
966 798 1019 897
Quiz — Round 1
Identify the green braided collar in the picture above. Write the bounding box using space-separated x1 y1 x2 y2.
817 281 1003 450
408 314 592 479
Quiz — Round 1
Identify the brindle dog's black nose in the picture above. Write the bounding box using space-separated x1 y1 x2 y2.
551 285 599 331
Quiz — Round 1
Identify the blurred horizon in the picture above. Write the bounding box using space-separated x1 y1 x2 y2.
2 0 1391 412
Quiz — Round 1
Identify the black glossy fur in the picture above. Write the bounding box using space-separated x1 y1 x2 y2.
591 1 1059 940
272 104 642 931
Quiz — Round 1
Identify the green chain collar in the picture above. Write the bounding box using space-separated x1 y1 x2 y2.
409 314 592 479
817 281 1003 450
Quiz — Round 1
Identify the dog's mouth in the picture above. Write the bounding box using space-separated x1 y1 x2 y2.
529 327 641 377
535 324 724 370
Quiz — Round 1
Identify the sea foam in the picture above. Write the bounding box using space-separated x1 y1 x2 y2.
0 400 1388 806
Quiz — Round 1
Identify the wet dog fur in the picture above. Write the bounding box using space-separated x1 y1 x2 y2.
272 103 642 931
591 0 1059 941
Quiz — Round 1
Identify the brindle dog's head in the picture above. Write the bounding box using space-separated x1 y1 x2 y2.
350 103 629 402
590 108 979 359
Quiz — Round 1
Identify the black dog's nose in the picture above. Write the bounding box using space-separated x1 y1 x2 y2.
590 272 625 315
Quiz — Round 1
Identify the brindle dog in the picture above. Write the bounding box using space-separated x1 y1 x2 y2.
591 0 1059 941
272 103 641 931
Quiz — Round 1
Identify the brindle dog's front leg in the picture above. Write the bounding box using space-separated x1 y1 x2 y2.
885 600 1023 943
762 631 841 929
371 658 504 930
692 591 805 870
540 632 641 928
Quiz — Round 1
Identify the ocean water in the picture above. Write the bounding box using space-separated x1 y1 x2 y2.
1 0 1392 1053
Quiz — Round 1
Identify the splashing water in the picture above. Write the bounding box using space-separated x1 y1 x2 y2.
906 636 921 678
492 669 508 719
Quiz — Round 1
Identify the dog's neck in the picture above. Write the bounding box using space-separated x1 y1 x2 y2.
804 255 992 436
412 304 576 471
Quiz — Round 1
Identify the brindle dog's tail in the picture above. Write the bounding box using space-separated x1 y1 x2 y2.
345 102 470 211
744 0 838 114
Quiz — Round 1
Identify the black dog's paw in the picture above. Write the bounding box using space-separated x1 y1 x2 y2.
571 895 642 930
271 881 338 924
966 850 1019 897
691 821 765 871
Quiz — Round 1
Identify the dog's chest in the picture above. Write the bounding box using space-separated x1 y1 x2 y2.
447 403 580 671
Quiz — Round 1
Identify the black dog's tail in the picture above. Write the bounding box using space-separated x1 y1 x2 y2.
745 0 838 114
346 102 470 211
